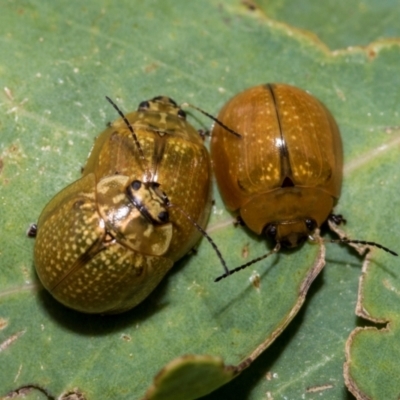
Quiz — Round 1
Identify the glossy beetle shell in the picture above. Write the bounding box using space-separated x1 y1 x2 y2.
34 97 211 314
211 84 343 247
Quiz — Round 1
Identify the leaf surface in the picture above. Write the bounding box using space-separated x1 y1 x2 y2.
1 1 400 399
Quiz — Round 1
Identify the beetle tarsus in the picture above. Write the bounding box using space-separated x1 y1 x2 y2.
234 216 245 227
27 223 38 238
198 129 210 139
329 214 347 225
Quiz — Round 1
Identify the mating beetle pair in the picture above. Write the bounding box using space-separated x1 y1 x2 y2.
33 96 212 314
31 84 397 314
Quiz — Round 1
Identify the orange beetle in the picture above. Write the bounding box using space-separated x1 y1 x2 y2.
211 83 396 280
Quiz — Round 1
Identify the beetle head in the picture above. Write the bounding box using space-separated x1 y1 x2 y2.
126 180 170 225
264 218 317 248
138 96 187 120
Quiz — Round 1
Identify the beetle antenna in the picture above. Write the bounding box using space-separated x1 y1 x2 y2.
327 216 398 256
329 238 398 256
105 96 151 181
168 202 283 282
180 102 242 138
214 243 281 282
167 202 231 275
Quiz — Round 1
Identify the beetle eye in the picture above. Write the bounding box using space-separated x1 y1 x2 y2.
177 109 186 119
158 211 169 223
131 180 142 191
138 101 150 111
264 224 277 240
305 219 317 232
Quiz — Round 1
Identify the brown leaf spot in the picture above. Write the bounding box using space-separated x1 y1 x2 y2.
0 317 8 330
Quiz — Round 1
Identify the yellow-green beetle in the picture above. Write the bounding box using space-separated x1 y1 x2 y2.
32 96 211 314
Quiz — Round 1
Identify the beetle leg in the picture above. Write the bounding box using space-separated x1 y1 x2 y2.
27 223 37 238
328 214 347 225
234 215 246 227
197 129 210 140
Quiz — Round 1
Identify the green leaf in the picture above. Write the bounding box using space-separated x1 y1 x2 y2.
344 247 400 399
257 0 400 50
144 355 236 400
1 1 400 399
